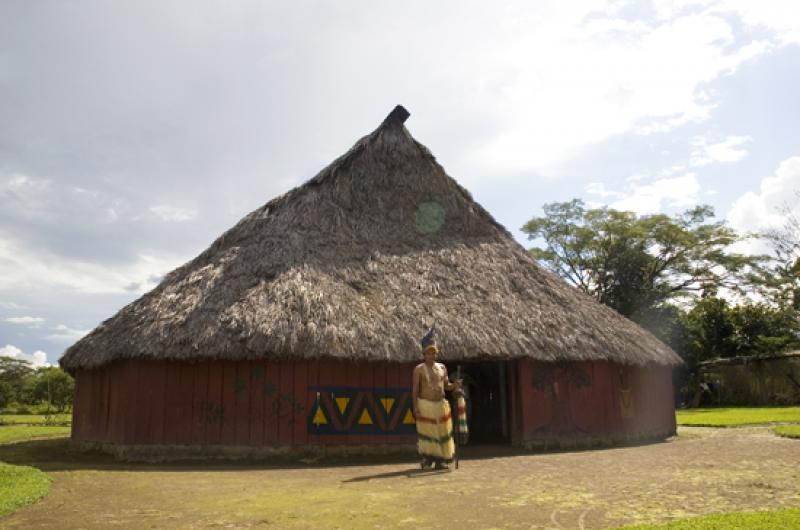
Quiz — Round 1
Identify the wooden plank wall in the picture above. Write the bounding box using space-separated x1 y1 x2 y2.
72 359 418 446
515 359 675 442
73 358 675 447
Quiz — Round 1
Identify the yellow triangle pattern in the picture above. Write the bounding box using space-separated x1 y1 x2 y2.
358 409 373 425
380 398 395 414
312 407 327 425
403 409 415 425
335 397 350 414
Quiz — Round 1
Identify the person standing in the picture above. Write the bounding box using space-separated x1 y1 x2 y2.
412 327 460 470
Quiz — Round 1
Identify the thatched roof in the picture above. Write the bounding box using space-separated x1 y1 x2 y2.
61 105 682 373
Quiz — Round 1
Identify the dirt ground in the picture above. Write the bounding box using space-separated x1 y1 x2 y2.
1 427 799 529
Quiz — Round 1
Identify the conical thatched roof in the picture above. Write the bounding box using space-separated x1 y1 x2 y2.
61 106 682 373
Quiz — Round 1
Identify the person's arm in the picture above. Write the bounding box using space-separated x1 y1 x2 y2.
443 365 456 392
412 366 420 418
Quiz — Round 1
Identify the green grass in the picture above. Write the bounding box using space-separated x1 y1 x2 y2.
773 425 800 439
0 425 71 444
0 414 71 426
0 462 51 517
676 406 800 427
619 508 800 529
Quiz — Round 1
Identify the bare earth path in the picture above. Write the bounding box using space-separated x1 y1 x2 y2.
2 427 799 529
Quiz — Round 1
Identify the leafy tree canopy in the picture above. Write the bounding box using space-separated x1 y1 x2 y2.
0 360 75 411
28 367 74 413
0 357 35 401
522 200 763 318
683 297 799 365
0 356 34 379
761 190 800 310
0 380 13 410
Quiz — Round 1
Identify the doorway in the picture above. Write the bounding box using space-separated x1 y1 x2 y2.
450 361 510 444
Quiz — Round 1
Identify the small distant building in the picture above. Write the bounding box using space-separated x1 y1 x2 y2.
61 106 682 459
698 351 800 406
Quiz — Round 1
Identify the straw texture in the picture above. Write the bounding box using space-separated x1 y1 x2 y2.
60 106 682 373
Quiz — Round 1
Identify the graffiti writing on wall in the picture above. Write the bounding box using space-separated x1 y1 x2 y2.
198 400 224 425
194 367 306 426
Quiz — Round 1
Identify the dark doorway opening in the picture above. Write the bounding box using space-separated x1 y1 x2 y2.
450 361 510 444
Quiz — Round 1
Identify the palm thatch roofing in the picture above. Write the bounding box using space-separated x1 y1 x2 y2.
61 105 682 373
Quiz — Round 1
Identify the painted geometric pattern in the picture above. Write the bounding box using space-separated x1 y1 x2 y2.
307 386 416 435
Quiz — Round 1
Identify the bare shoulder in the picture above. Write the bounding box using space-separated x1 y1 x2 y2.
436 362 447 372
413 362 425 372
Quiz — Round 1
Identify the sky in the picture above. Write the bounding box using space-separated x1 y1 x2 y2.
1 0 799 367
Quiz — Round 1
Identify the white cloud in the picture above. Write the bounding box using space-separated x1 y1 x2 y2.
712 0 800 46
653 1 800 45
5 316 45 327
0 344 50 368
468 7 772 175
727 156 800 255
627 165 691 184
0 174 53 220
587 173 702 215
0 238 184 295
149 204 197 223
586 182 624 198
46 324 90 344
0 174 50 197
690 135 752 166
0 302 26 310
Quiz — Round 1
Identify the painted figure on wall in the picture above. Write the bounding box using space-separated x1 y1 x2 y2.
412 326 461 470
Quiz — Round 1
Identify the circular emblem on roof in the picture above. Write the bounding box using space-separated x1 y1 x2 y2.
414 201 445 234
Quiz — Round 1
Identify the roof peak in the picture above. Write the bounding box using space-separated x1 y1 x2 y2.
381 105 410 127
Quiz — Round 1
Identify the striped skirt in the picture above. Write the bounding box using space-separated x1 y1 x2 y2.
415 398 455 461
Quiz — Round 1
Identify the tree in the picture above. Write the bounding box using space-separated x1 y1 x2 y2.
522 200 762 318
766 190 800 264
29 367 75 412
0 357 35 404
682 297 799 364
728 303 799 356
683 297 737 364
0 380 13 410
762 191 800 310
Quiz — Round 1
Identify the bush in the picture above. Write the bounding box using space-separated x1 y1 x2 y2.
1 403 33 415
0 380 13 410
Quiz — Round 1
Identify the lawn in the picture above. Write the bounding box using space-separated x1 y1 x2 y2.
0 462 51 517
676 406 800 427
0 425 71 444
773 425 800 439
620 508 800 529
0 423 71 519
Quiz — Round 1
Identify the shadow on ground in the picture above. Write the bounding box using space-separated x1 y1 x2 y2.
0 436 672 473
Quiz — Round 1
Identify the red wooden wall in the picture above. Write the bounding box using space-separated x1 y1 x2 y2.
514 359 676 442
72 358 675 447
72 359 418 446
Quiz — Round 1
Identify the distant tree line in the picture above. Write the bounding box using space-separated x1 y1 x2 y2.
0 358 74 412
523 199 800 403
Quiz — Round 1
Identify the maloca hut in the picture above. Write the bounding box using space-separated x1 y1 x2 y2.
60 106 682 459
